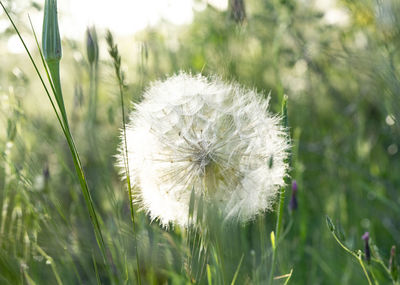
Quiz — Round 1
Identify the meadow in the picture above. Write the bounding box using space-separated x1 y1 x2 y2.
0 0 399 284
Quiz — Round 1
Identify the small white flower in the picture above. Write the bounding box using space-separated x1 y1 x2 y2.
117 73 290 228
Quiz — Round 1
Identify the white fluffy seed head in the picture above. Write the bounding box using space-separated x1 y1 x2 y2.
117 73 290 228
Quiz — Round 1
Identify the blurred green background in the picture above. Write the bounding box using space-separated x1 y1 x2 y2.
0 0 399 284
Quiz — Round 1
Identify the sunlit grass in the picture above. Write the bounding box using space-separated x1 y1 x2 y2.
0 0 399 284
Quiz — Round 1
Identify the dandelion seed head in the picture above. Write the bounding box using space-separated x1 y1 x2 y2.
117 73 290 228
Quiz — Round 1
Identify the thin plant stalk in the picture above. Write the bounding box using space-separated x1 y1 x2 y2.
268 95 289 285
92 252 102 285
326 216 398 285
331 230 372 285
215 235 227 285
86 26 99 131
106 31 142 285
34 244 63 285
230 254 244 285
88 62 99 126
47 60 69 128
86 55 101 161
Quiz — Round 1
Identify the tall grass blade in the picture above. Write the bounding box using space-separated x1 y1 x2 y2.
230 254 244 285
283 269 293 285
34 244 63 285
92 253 102 285
0 1 112 276
29 15 110 271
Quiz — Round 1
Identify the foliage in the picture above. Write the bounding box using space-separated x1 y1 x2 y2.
0 0 399 284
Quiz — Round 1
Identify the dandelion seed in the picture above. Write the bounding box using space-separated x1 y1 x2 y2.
117 73 290 227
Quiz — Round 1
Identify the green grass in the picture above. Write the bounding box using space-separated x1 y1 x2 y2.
0 0 400 284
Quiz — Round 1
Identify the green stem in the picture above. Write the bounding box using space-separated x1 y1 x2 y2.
330 231 373 285
45 54 109 271
215 236 226 285
88 63 98 126
268 187 286 285
35 244 63 285
116 57 142 285
357 251 373 285
331 228 398 284
268 96 289 285
368 264 379 285
47 60 69 129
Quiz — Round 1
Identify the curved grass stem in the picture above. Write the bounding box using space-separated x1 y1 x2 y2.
328 224 373 285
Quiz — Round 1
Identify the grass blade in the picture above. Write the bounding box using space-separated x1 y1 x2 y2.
230 254 244 285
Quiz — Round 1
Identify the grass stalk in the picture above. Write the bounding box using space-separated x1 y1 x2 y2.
230 254 244 285
34 244 63 285
86 25 99 129
92 252 102 285
215 236 226 285
268 95 289 285
357 251 373 285
88 62 98 126
106 31 142 285
327 217 373 285
47 60 69 128
327 215 400 284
